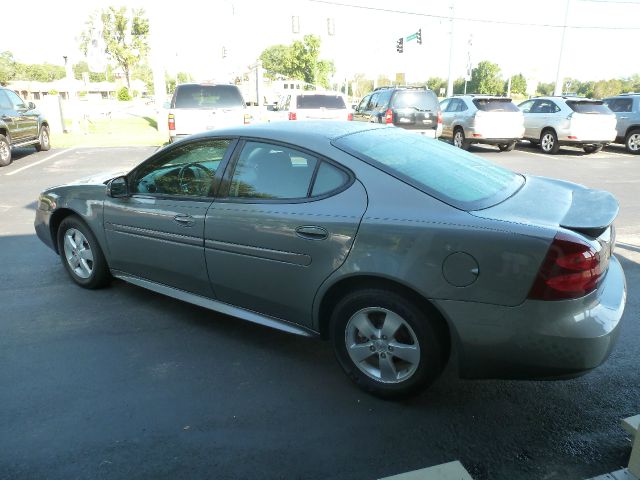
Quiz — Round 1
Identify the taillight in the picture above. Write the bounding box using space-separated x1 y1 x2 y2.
528 232 604 301
244 113 251 125
288 112 297 120
347 113 353 121
168 114 175 131
385 109 393 124
437 111 442 125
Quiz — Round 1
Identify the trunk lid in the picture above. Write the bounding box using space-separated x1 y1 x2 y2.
393 108 439 130
470 175 618 238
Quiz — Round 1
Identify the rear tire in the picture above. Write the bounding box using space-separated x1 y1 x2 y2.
625 129 640 154
498 141 517 152
57 216 111 289
540 129 560 154
35 125 51 152
330 288 445 399
453 128 470 150
583 144 603 154
0 135 11 167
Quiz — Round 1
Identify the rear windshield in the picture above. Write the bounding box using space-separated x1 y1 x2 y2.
566 100 611 114
473 98 520 112
173 84 245 109
391 90 439 111
296 95 346 109
333 127 523 210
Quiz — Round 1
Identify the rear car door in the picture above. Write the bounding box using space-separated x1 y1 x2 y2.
103 138 235 297
603 97 632 139
204 140 368 327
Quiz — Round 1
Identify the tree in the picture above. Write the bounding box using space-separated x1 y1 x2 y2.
0 51 17 86
426 77 447 95
80 7 149 90
73 61 107 82
509 73 527 95
14 63 65 82
453 78 466 95
536 82 554 96
467 61 503 95
259 35 334 88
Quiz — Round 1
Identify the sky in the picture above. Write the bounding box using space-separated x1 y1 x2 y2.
4 0 640 86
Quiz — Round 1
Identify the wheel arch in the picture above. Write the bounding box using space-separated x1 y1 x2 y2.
49 208 83 254
0 126 9 141
625 125 640 138
541 126 557 136
317 274 454 364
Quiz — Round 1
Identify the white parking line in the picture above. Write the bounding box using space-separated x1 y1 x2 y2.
516 149 558 160
4 148 74 176
602 150 634 159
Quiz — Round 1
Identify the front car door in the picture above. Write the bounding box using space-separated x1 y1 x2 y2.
3 90 32 142
353 94 371 122
103 138 235 297
204 140 368 327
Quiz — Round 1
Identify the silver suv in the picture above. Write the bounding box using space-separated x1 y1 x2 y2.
518 96 617 154
168 83 250 143
440 95 524 151
603 93 640 154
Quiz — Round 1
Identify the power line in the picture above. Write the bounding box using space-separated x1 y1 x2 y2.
307 0 640 30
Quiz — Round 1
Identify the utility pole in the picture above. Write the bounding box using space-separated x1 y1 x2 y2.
554 0 570 96
463 34 472 95
446 1 456 97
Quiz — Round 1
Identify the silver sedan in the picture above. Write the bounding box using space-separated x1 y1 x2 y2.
34 121 626 398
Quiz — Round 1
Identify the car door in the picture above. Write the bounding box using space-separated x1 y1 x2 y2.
0 90 20 141
204 140 368 327
352 94 371 122
103 138 236 297
604 97 632 139
526 99 558 140
441 99 461 137
3 90 31 141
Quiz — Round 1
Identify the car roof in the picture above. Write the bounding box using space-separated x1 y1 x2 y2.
186 121 386 144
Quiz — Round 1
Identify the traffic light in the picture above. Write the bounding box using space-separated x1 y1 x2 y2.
396 37 403 53
222 46 227 59
416 28 422 45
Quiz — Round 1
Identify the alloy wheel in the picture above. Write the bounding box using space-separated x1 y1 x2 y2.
628 133 640 152
345 307 421 384
453 131 464 148
541 133 555 152
63 228 94 279
0 141 10 163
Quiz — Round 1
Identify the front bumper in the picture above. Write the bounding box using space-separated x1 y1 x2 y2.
34 207 56 252
435 255 626 379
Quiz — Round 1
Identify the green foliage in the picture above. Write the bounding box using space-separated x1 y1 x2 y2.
426 77 447 94
49 89 59 95
177 72 193 84
117 86 131 101
351 73 373 99
259 35 334 88
467 61 504 95
132 63 153 94
0 51 17 85
165 72 193 95
509 73 527 95
376 75 392 87
80 7 149 89
453 78 466 95
12 61 65 82
536 82 555 96
73 61 107 82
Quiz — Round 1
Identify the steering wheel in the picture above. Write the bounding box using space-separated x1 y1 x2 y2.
178 163 213 195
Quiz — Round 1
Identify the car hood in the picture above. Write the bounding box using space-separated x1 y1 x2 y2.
67 170 127 186
470 175 618 237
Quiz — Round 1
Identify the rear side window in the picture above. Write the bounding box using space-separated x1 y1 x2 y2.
0 91 11 110
473 98 519 112
333 127 524 210
603 98 632 113
173 85 245 109
566 100 611 114
296 95 346 109
311 162 349 196
391 90 439 111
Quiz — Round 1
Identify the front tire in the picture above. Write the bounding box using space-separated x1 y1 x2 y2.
57 216 111 289
35 125 51 152
498 141 517 152
330 289 445 399
625 129 640 154
0 134 11 167
540 129 560 154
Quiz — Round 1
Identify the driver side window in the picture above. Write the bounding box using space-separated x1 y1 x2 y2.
132 139 231 197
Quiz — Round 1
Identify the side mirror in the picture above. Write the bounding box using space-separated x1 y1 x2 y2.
107 176 129 198
28 102 36 110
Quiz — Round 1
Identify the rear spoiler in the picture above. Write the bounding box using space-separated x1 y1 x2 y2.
560 189 619 237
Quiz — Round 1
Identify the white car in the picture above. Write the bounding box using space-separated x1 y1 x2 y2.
270 91 352 122
518 96 617 154
168 83 250 142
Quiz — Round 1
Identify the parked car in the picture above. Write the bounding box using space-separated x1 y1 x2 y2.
0 87 51 167
439 95 524 151
270 91 352 121
518 96 617 154
35 122 626 398
602 93 640 154
168 83 250 143
353 86 442 138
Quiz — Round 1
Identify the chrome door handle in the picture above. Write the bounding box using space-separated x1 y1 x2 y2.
174 214 195 226
295 225 328 240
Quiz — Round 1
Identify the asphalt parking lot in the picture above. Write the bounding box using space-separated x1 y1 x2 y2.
1 143 638 480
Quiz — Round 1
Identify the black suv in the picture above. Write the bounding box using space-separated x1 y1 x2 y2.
0 87 50 166
352 86 442 137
